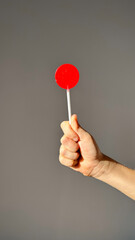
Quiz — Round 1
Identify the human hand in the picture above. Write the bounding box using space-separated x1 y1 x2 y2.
59 114 135 200
59 114 104 177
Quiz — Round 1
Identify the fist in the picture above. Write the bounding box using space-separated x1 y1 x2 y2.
59 114 103 177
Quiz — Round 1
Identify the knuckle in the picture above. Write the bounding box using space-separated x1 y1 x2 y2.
60 135 67 144
62 149 66 156
60 121 64 127
59 145 66 156
59 155 64 164
60 122 64 129
63 137 69 145
60 136 64 143
60 121 66 129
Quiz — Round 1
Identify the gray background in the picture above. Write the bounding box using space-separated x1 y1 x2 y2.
0 0 135 239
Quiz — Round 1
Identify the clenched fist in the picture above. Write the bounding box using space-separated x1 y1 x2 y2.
59 114 104 177
59 114 135 200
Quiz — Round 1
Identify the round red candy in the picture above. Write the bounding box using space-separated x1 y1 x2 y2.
55 63 79 89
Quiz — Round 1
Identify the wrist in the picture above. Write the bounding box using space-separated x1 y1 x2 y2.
90 153 118 179
90 153 135 200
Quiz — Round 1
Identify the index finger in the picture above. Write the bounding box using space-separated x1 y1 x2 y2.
60 121 79 141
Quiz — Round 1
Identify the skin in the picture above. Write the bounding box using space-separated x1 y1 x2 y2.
59 114 135 201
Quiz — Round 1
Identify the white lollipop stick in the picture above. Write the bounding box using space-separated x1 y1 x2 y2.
66 88 71 125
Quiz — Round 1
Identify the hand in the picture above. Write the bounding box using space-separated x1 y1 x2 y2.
59 114 104 177
59 115 135 200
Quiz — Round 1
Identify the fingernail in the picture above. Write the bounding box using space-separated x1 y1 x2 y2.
73 137 78 142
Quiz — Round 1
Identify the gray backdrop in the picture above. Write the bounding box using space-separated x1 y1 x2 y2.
0 0 135 239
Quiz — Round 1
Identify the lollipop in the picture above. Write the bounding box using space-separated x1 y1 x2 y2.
55 64 79 124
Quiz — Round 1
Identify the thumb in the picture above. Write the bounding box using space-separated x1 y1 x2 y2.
71 114 89 141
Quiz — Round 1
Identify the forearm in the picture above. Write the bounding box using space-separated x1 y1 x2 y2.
92 154 135 200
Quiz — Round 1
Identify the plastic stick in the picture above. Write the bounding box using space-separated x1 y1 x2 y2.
66 88 71 124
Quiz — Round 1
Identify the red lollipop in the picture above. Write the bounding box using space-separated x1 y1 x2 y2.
55 63 79 89
55 64 79 124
